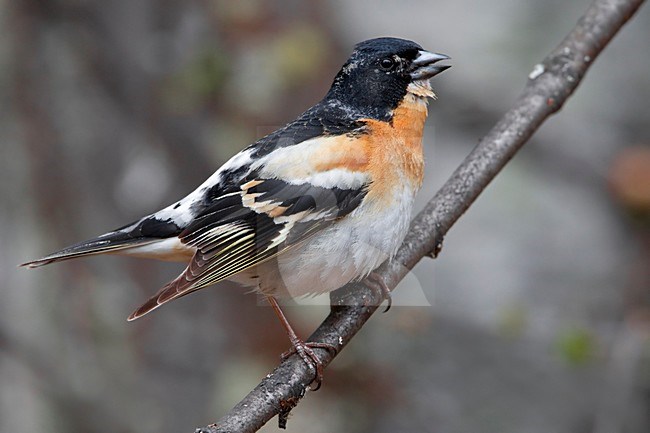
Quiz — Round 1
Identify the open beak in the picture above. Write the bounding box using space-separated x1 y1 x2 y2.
409 50 451 80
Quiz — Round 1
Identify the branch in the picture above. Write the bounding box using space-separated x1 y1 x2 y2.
196 0 645 431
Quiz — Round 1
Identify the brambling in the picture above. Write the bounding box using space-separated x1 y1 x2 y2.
21 37 450 385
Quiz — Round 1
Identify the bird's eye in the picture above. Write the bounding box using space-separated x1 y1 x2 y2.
380 57 396 71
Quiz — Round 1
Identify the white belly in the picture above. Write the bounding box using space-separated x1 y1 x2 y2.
237 183 417 298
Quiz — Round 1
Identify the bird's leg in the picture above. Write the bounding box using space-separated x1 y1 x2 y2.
266 296 337 390
364 271 393 312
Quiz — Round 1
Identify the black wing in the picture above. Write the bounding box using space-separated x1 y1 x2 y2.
128 175 367 320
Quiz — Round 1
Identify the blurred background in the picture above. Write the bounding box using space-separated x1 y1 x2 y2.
2 1 650 432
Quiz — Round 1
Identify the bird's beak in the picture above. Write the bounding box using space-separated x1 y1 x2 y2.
409 50 451 80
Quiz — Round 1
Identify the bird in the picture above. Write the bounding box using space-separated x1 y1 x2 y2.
21 37 450 387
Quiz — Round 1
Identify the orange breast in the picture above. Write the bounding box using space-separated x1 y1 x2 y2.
359 93 428 202
272 93 428 202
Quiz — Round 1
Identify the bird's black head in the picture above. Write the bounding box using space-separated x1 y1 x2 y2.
325 37 450 121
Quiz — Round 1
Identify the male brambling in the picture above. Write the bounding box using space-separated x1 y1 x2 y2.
21 37 450 385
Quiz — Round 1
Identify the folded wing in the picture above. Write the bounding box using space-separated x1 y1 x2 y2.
128 175 368 320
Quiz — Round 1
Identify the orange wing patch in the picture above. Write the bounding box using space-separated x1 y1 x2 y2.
310 137 370 173
255 134 370 185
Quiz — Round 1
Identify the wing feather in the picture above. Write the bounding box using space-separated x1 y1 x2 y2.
128 176 368 320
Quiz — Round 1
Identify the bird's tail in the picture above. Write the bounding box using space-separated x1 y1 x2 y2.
20 214 186 268
19 232 158 268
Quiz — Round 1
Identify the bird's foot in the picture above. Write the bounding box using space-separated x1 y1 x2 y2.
266 295 337 390
281 340 337 391
364 271 393 312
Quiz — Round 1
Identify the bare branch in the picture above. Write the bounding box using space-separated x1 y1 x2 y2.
196 0 646 431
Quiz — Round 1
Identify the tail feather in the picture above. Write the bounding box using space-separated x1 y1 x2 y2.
20 215 186 268
127 268 197 321
19 233 157 268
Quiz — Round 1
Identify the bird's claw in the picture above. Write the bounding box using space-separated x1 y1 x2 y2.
364 272 393 312
281 341 337 391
